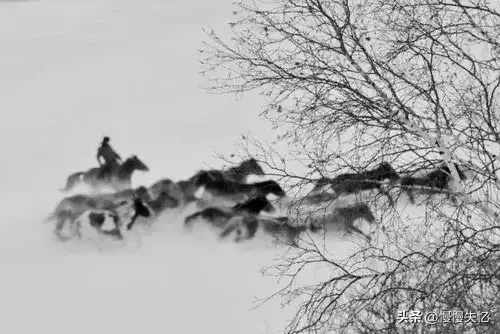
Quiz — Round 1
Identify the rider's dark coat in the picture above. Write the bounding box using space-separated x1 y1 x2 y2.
97 143 121 179
97 143 121 166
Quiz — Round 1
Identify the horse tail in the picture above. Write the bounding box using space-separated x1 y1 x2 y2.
53 214 72 241
44 211 56 223
60 172 84 192
44 205 63 223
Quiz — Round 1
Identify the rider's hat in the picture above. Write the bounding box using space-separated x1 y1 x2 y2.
102 136 110 143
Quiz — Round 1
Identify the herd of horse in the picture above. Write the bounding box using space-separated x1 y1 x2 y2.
45 155 467 246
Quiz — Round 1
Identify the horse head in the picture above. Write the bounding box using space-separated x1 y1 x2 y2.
193 171 215 188
134 186 151 200
155 191 179 210
378 162 400 181
250 196 275 213
256 180 286 198
132 197 152 218
148 178 174 198
312 177 332 191
123 155 149 172
87 211 123 240
241 158 265 176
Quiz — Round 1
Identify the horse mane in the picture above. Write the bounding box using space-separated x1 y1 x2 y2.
147 191 177 212
122 156 136 165
233 196 272 214
233 195 268 209
235 158 258 167
193 170 217 186
254 180 278 186
252 180 283 191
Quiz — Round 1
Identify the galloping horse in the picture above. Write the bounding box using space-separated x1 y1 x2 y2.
219 215 321 247
196 158 266 184
61 155 149 192
192 174 286 205
176 158 266 203
310 162 400 206
319 203 377 241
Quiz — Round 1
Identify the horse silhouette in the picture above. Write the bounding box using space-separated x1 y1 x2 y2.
61 155 149 193
219 215 321 246
123 196 166 231
194 175 286 205
221 202 377 245
317 203 377 241
310 162 399 206
176 158 266 203
183 195 275 230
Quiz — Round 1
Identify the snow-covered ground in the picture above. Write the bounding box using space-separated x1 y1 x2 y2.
0 1 364 333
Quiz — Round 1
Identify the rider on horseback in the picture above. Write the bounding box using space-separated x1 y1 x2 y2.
97 136 122 181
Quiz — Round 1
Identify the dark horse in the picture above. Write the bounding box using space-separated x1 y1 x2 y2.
320 203 377 241
176 158 266 203
184 195 275 230
400 162 467 204
221 203 378 245
193 173 286 204
219 215 321 247
61 155 149 192
310 162 400 206
195 158 266 183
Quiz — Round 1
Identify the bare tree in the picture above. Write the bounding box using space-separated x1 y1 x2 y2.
202 0 500 333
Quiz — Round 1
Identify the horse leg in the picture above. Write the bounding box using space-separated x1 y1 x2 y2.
427 191 435 203
220 226 239 241
377 185 395 207
219 216 242 241
126 213 140 231
239 218 259 242
285 229 299 247
404 188 416 204
345 220 371 241
271 231 282 246
74 220 83 239
233 217 258 243
234 226 248 243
